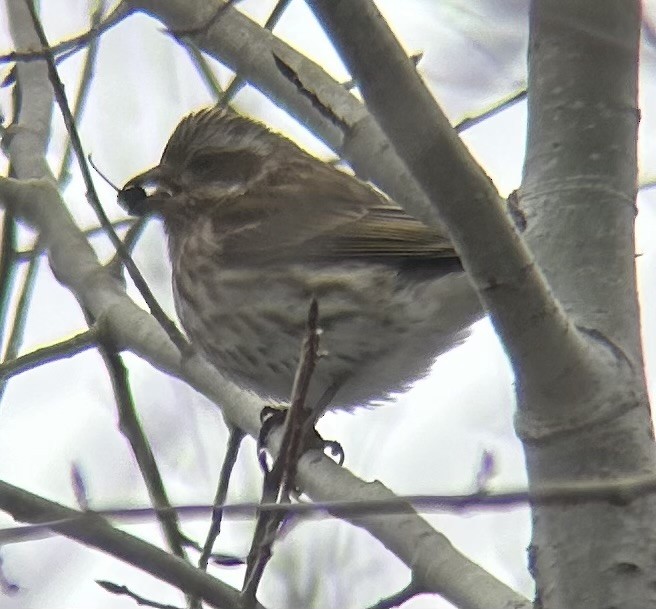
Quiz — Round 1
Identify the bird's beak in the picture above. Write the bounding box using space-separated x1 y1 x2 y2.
118 166 173 216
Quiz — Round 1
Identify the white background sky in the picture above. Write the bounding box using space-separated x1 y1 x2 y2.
0 1 655 607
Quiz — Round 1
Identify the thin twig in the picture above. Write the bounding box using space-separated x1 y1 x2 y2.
57 2 104 188
241 299 321 606
454 86 527 133
639 178 656 191
180 40 225 100
106 215 150 272
1 4 105 401
0 210 17 360
14 218 136 261
24 0 189 354
0 326 100 382
11 465 656 545
2 233 43 350
97 580 182 609
198 424 245 570
0 233 44 403
342 51 423 91
0 1 129 66
89 308 188 561
70 462 90 511
365 580 424 609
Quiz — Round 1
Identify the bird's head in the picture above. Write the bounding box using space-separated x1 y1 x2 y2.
118 106 285 222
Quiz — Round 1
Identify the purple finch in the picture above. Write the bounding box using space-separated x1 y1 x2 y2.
119 107 481 415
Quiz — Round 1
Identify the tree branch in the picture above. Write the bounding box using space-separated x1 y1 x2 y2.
23 0 189 354
520 2 653 607
0 174 529 609
0 326 99 381
0 479 260 609
127 0 446 232
303 0 637 441
1 3 529 607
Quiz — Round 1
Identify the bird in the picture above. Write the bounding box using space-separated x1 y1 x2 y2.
118 106 482 417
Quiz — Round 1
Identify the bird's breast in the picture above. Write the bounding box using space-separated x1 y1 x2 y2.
169 227 481 409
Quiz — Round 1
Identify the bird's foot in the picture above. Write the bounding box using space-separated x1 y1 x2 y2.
257 404 344 479
257 404 287 473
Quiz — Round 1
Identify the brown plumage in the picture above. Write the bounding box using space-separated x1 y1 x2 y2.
120 107 482 413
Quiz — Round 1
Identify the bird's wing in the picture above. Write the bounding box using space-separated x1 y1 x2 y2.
212 159 459 267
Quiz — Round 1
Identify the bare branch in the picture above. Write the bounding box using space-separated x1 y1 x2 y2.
13 465 656 542
1 3 528 607
242 299 321 605
304 0 631 438
198 425 245 570
220 0 293 105
0 212 17 360
128 0 444 231
0 1 130 66
178 40 225 100
97 580 183 609
0 326 99 381
15 219 136 261
24 0 189 353
96 335 189 561
454 87 527 133
0 479 262 609
56 2 104 187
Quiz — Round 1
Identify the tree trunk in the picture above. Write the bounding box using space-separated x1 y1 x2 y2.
521 1 656 607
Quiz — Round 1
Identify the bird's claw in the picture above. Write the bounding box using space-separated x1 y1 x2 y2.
257 404 345 473
257 405 288 474
322 439 345 465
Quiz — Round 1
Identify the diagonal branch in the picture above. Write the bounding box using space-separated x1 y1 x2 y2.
0 326 99 381
219 0 293 104
128 0 446 231
1 2 106 400
242 299 321 605
304 0 631 437
1 3 529 608
0 1 130 66
0 172 529 609
97 334 189 561
0 479 261 609
23 0 189 354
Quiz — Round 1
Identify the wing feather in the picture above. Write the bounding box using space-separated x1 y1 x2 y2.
212 158 458 266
